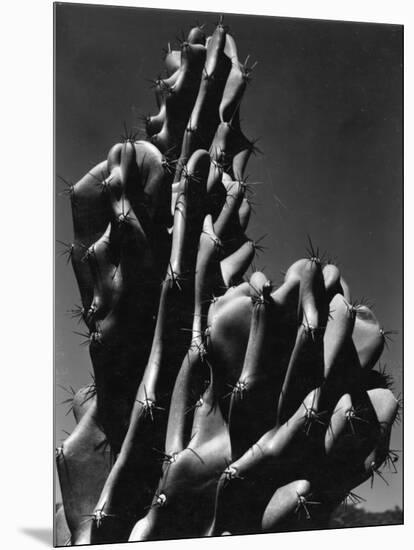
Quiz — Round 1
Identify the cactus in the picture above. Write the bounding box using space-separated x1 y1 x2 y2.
56 16 401 546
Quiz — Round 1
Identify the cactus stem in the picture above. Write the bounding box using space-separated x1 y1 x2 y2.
55 17 402 541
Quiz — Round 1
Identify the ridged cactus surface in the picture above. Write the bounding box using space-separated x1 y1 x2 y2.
56 15 401 547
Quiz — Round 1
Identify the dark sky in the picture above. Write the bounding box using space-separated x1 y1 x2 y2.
55 3 402 511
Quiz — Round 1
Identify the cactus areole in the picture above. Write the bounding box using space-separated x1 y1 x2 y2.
56 12 401 546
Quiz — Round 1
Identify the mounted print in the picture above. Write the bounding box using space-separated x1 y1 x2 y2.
54 2 403 546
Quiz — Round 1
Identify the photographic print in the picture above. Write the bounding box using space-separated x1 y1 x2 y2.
54 2 403 546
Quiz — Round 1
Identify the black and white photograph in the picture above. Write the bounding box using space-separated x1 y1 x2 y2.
53 1 403 547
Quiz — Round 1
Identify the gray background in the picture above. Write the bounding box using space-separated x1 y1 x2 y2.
55 3 402 511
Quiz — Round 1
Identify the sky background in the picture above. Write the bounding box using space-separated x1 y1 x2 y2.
55 3 402 512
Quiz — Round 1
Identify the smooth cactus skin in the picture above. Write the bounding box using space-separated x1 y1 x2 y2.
56 18 400 546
